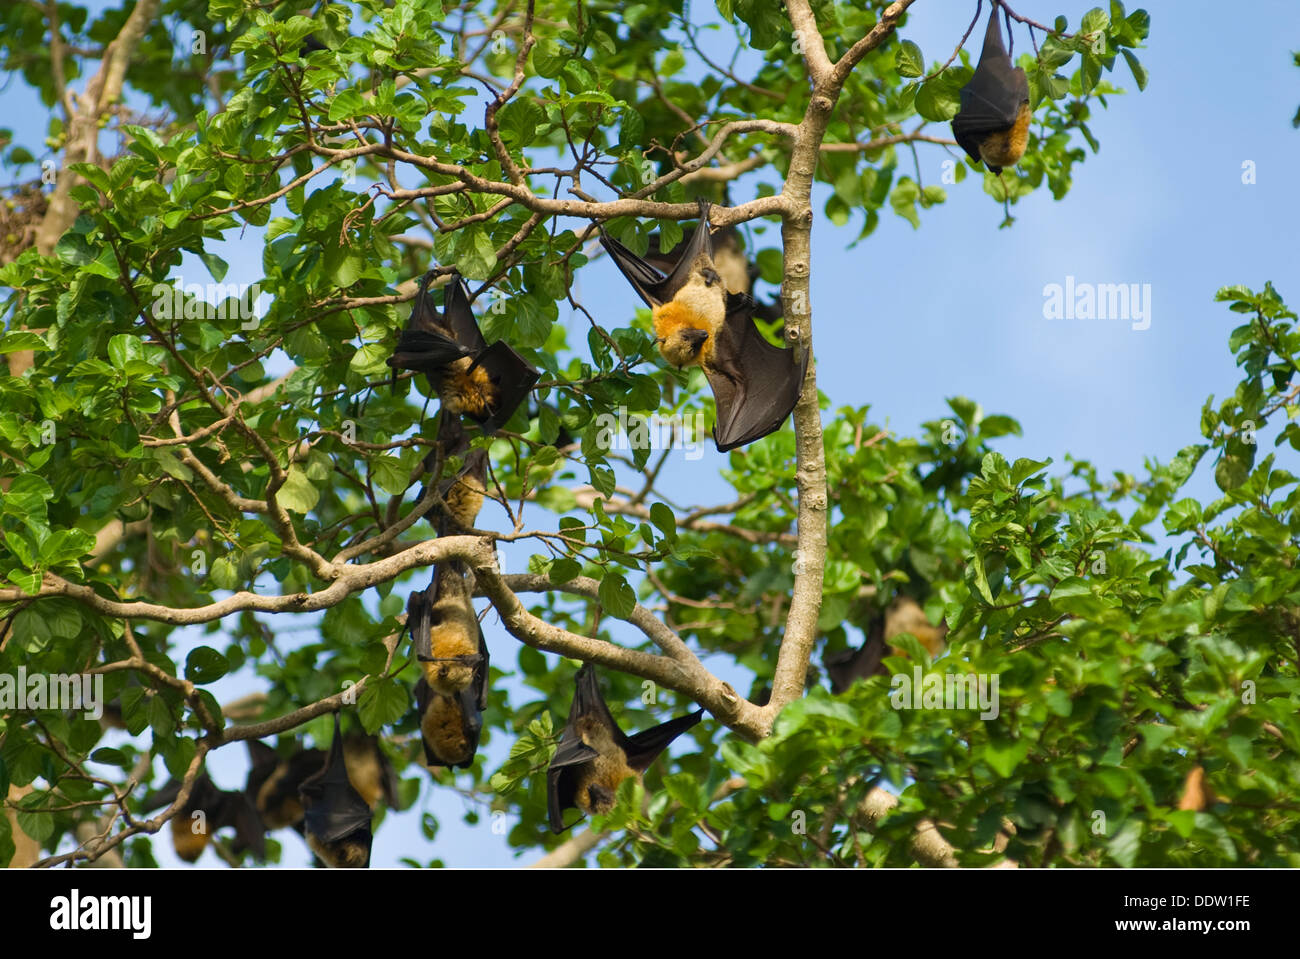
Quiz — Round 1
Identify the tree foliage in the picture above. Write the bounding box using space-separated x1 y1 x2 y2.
6 0 1290 871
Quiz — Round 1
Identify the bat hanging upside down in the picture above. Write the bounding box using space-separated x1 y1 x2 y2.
547 663 704 833
951 0 1031 174
298 713 375 868
143 773 266 864
407 562 491 769
600 199 807 452
386 270 540 434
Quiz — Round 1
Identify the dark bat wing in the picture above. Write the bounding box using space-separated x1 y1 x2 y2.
440 272 488 354
387 272 476 374
299 715 373 844
244 739 280 799
546 663 610 832
705 293 807 452
468 340 540 434
406 572 436 662
216 790 267 859
599 198 714 308
951 9 1029 161
624 709 705 772
824 616 888 693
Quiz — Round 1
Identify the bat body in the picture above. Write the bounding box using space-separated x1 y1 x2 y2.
245 740 324 831
387 271 539 434
407 562 492 768
414 665 489 769
601 201 806 451
825 597 949 693
417 417 489 536
547 663 704 832
298 714 374 868
342 733 401 810
407 563 486 697
951 3 1031 174
246 734 398 834
145 774 266 863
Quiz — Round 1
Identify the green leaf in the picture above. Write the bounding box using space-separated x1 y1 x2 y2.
895 40 924 78
184 646 231 685
598 571 636 619
277 466 320 513
358 679 408 734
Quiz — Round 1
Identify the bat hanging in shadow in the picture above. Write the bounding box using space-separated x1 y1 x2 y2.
824 596 950 693
246 730 398 833
245 739 324 832
951 1 1031 174
415 415 490 536
387 270 540 434
547 663 704 833
144 773 266 863
406 562 491 769
601 199 807 451
298 713 374 868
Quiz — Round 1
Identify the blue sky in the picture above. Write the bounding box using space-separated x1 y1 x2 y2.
5 0 1300 867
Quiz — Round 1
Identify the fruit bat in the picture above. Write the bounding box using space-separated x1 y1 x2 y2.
144 773 266 863
643 220 783 323
824 597 949 693
547 663 704 833
951 2 1031 174
246 733 398 831
298 714 374 868
413 651 490 769
245 739 324 832
601 200 807 451
342 733 401 810
416 416 489 535
387 270 540 434
407 563 487 694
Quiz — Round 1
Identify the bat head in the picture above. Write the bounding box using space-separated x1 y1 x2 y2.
658 326 711 368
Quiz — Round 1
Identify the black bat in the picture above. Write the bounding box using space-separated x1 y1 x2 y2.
547 663 704 833
601 200 806 451
341 732 401 811
416 415 489 536
245 739 325 832
298 714 374 868
387 270 540 434
407 563 486 693
413 647 490 769
951 1 1031 174
824 597 949 693
144 773 266 863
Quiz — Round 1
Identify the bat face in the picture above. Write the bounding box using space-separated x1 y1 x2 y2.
546 664 704 833
299 714 374 868
951 5 1031 174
